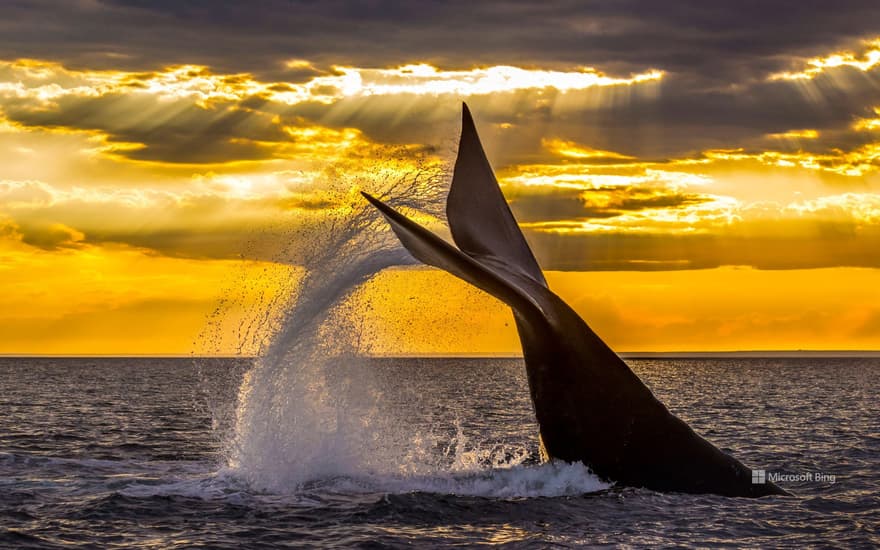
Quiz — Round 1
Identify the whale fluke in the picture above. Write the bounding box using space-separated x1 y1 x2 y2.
362 104 788 497
447 104 547 287
361 191 541 318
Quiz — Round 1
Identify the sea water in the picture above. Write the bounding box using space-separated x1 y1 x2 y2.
1 356 878 547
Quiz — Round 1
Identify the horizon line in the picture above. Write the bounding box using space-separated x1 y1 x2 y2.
2 350 880 359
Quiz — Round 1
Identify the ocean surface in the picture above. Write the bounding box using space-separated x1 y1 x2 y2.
1 356 877 548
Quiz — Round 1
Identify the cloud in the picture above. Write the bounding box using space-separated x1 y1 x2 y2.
1 1 878 81
6 113 878 272
853 107 880 131
698 145 880 177
482 136 880 270
2 31 880 169
1 28 879 272
524 230 880 271
769 38 880 80
765 129 820 140
0 59 661 165
0 136 445 261
19 222 86 250
541 138 639 163
506 184 711 223
0 59 662 108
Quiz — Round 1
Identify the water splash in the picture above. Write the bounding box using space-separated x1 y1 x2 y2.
194 140 606 496
195 153 458 489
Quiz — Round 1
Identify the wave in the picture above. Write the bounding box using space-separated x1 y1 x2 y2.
117 461 608 503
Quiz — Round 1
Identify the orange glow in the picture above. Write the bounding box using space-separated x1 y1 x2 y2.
0 55 878 354
359 267 880 355
0 236 293 355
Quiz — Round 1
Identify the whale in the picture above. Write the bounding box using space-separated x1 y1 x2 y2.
362 104 788 497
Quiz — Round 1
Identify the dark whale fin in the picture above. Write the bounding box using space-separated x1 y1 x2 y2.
362 105 790 497
361 191 542 320
447 103 547 287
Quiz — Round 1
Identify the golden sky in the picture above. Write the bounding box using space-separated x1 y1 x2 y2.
1 10 879 354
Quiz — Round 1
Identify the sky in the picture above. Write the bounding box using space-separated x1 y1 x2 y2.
1 0 879 354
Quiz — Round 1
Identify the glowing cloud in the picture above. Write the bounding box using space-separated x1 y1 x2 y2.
278 64 664 102
765 129 819 140
0 59 664 109
495 137 880 240
853 107 880 131
701 145 880 177
542 138 636 161
769 37 880 80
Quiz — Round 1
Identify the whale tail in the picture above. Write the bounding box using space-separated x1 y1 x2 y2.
362 103 790 497
361 102 546 318
445 104 547 287
360 190 541 319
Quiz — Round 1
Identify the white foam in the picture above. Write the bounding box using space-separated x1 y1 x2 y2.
315 461 610 498
118 461 608 502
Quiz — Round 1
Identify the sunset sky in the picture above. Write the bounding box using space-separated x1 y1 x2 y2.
1 1 879 354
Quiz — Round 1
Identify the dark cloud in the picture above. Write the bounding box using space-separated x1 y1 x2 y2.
257 79 880 163
2 0 880 165
2 1 879 79
5 80 879 166
507 185 710 222
510 188 609 222
79 221 880 271
18 222 85 250
3 93 288 163
525 228 880 271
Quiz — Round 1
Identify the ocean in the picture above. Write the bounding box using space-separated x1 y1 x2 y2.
1 356 877 548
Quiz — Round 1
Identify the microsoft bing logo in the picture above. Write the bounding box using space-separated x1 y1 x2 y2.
751 469 766 484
